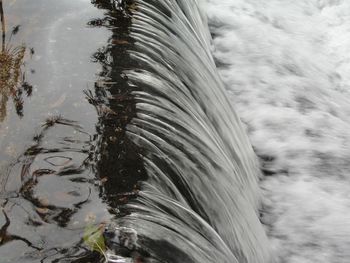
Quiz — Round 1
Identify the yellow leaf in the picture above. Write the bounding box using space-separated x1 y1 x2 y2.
83 224 106 254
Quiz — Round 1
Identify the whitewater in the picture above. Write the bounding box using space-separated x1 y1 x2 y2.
205 0 350 262
3 0 348 262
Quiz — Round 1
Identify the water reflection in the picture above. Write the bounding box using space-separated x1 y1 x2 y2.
0 200 41 251
0 0 33 122
87 0 146 211
1 0 4 48
0 114 103 262
0 0 146 261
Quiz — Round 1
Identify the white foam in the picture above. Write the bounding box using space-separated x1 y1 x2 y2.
205 0 350 261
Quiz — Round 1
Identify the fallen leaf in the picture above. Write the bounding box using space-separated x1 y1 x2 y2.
83 224 106 254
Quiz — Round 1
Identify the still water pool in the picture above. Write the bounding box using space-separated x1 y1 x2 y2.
0 0 145 261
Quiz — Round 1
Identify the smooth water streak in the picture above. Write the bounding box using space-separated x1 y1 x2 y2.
109 0 272 262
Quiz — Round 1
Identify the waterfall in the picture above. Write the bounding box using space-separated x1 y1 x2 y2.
106 0 272 262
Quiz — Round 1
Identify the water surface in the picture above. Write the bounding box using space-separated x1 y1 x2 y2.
0 0 144 261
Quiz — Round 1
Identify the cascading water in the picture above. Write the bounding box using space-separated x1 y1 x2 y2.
104 0 272 262
3 0 350 262
0 0 273 262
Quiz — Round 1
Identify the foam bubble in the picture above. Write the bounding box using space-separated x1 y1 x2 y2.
205 0 350 261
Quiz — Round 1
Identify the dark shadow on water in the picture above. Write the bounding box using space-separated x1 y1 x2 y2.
87 0 146 210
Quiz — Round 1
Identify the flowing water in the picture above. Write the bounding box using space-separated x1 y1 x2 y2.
0 0 271 262
107 0 271 262
206 0 350 262
2 0 349 262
